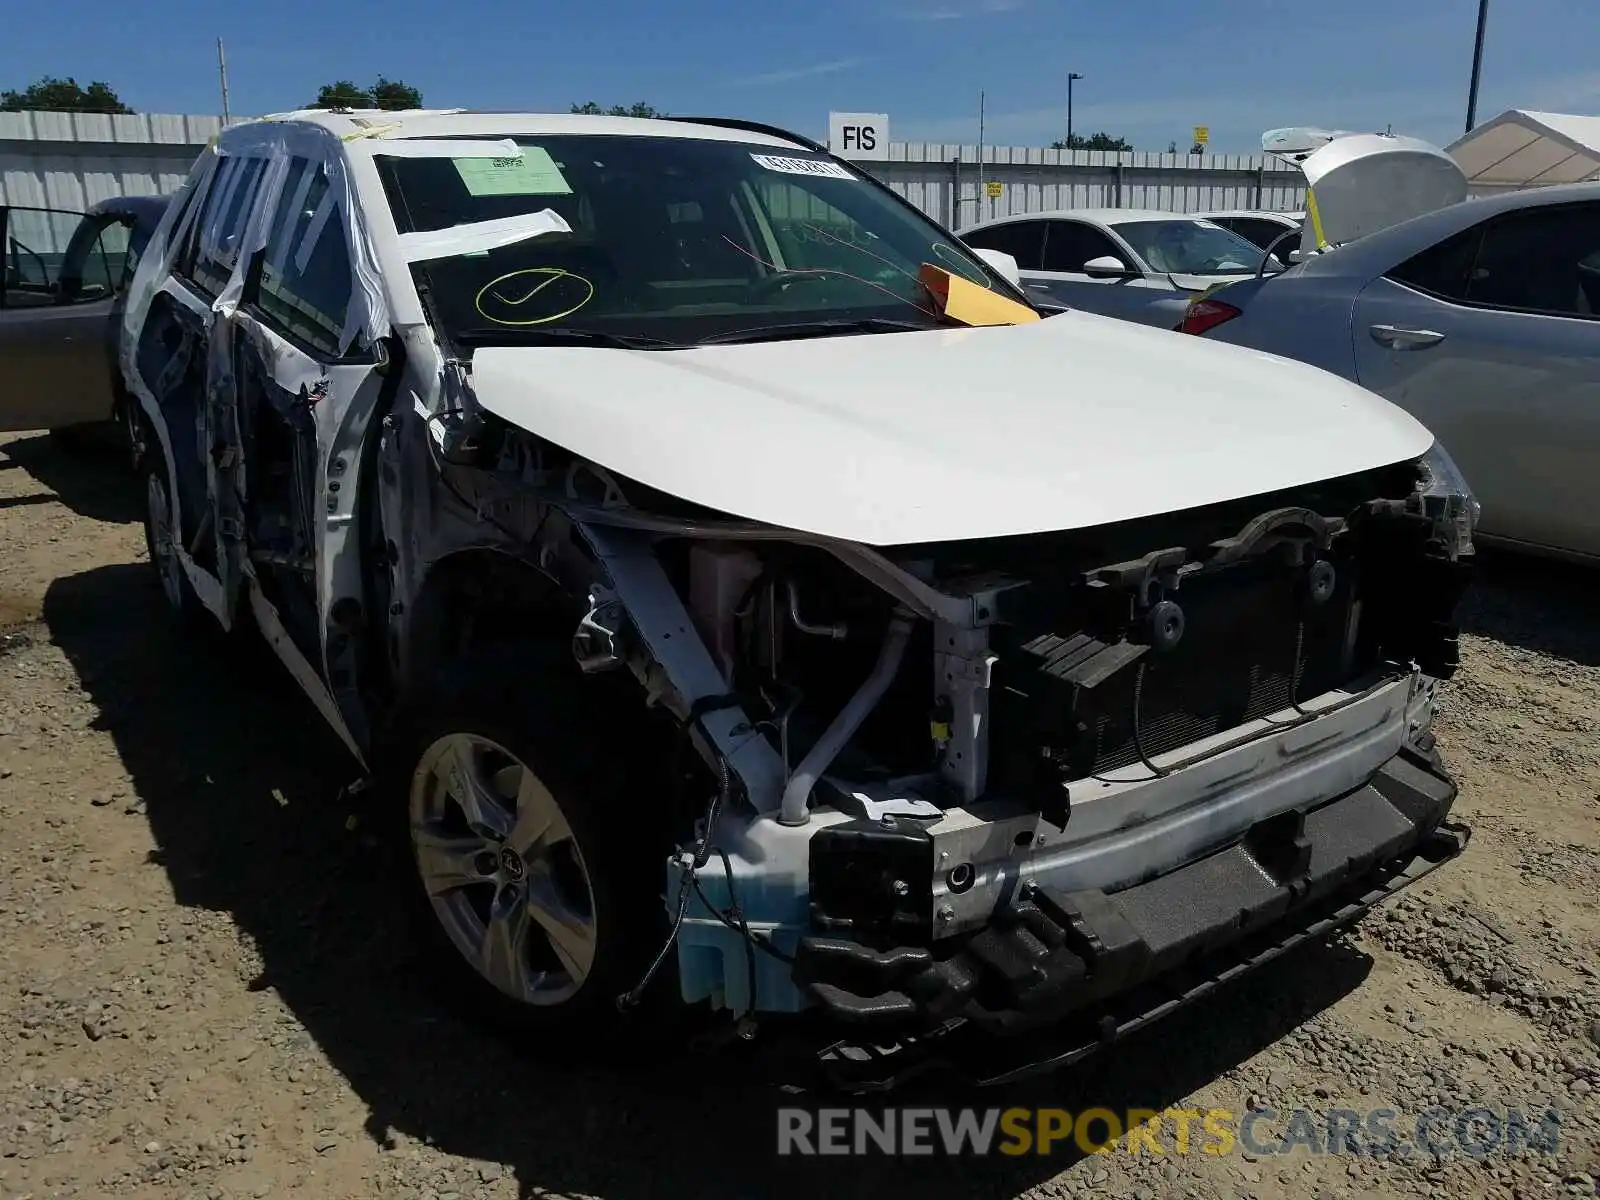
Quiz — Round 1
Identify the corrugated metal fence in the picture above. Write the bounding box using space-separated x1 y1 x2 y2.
1 109 1309 248
0 110 227 214
861 142 1308 229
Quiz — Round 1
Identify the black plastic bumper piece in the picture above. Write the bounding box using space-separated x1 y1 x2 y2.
795 745 1468 1092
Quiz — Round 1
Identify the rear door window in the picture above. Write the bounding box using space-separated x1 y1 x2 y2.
1464 203 1600 318
1042 220 1124 272
1388 202 1600 319
1388 226 1483 301
961 220 1047 270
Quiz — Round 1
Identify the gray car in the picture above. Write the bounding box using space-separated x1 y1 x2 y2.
0 194 172 456
1182 182 1600 562
960 208 1278 328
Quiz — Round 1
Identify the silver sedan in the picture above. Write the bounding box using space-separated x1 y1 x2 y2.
1182 182 1600 562
960 208 1277 327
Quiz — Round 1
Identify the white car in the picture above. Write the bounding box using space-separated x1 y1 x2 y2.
960 208 1278 328
28 108 1476 1083
1195 210 1305 267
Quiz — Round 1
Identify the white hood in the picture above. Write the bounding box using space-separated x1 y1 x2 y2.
469 312 1433 546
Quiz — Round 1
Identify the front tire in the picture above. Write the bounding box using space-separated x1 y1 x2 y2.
390 656 676 1045
141 461 204 627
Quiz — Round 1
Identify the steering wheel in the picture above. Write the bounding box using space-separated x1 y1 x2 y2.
745 268 844 301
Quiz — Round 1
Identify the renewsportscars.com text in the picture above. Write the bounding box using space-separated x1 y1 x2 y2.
776 1105 1563 1159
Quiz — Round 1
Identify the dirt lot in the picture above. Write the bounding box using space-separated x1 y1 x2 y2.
0 429 1596 1200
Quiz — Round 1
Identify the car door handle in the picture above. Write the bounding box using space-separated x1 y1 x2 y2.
1370 324 1445 350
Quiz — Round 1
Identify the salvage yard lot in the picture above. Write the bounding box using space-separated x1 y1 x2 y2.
0 428 1596 1200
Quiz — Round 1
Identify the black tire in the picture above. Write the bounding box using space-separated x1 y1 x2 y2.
140 460 207 628
383 647 680 1052
115 394 148 473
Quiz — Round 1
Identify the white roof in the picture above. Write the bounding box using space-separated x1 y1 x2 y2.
968 208 1224 230
1447 109 1600 189
1195 209 1304 222
237 108 808 149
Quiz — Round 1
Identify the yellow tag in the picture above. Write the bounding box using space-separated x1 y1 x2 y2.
930 721 951 742
918 264 1041 326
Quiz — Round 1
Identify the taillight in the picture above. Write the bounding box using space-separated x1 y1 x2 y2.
1180 297 1242 336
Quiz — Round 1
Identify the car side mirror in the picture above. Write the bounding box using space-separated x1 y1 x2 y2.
1285 249 1307 264
1083 255 1132 278
969 247 1022 288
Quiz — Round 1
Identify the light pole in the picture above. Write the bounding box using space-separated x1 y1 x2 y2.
1465 0 1489 133
1067 72 1084 149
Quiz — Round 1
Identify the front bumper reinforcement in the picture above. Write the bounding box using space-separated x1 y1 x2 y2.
797 746 1468 1093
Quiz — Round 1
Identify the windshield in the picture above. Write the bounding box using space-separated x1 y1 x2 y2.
376 134 1015 346
1111 219 1266 275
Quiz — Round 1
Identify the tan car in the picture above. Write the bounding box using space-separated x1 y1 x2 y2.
0 195 171 459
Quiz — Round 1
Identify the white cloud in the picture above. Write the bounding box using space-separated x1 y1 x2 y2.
895 0 1022 21
730 57 868 86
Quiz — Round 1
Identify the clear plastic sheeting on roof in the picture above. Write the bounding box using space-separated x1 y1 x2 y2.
1447 109 1600 191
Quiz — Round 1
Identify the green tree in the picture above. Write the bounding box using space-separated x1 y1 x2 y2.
1050 131 1133 151
1049 131 1139 151
0 76 133 114
370 77 423 110
311 77 424 110
569 101 667 118
312 80 370 109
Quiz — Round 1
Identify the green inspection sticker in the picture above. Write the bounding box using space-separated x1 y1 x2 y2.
453 145 573 197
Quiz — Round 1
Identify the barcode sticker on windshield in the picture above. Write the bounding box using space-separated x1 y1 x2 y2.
749 154 856 181
454 145 573 197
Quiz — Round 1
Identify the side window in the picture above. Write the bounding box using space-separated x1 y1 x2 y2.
185 154 268 296
1233 219 1284 249
1 208 85 308
56 215 130 299
961 221 1046 270
1041 220 1123 272
121 215 156 290
255 158 354 357
1388 225 1484 301
97 222 132 291
1241 220 1301 265
1465 203 1600 318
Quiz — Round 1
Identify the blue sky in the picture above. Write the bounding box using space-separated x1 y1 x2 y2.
4 0 1596 152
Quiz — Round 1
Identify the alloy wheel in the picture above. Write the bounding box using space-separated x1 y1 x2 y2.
408 733 599 1005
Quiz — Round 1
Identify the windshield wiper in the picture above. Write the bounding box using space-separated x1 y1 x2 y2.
452 327 688 350
692 317 940 347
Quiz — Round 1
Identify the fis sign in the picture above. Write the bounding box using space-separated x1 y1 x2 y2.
829 112 890 161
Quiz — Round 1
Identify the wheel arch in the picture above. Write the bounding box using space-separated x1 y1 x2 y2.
396 546 585 702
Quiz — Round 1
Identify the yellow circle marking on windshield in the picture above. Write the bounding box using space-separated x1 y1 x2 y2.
931 242 988 286
474 267 595 326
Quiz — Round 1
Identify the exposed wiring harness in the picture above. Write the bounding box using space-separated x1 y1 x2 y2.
616 752 732 1011
697 850 795 965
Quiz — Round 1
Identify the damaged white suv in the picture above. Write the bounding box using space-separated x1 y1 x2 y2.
116 109 1474 1087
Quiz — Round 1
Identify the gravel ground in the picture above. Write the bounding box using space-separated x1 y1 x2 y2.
0 429 1596 1200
